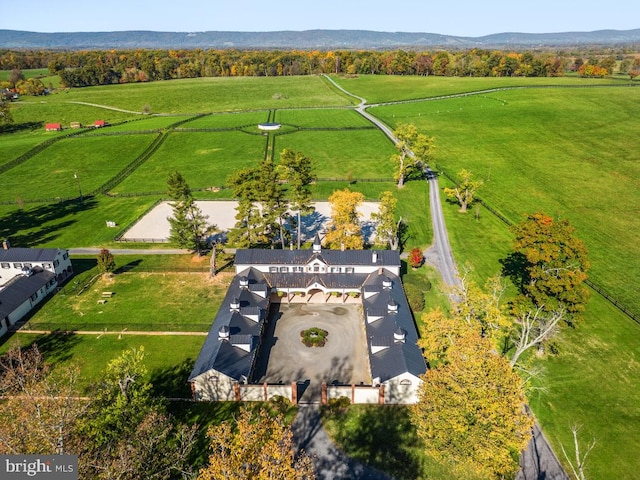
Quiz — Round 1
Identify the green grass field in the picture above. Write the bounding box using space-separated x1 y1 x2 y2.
113 131 268 193
2 73 639 479
1 134 154 201
331 73 636 103
371 85 640 314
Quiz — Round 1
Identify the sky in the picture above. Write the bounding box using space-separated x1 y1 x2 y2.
2 0 637 38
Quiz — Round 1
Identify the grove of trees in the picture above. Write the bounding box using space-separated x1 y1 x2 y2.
2 48 638 90
0 344 198 480
228 150 315 249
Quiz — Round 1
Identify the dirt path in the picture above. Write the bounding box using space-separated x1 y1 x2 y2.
10 328 207 336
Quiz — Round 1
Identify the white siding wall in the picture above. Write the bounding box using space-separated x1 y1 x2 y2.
192 371 237 401
384 373 422 404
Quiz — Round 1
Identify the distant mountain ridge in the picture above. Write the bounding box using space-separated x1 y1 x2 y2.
1 28 639 49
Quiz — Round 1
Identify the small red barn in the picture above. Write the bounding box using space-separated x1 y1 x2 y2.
94 120 106 128
45 123 62 131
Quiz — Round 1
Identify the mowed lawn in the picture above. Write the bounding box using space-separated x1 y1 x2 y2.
17 76 354 115
274 129 396 179
0 196 158 248
112 130 268 193
0 332 205 397
440 181 640 479
0 134 154 202
25 271 228 332
372 85 640 315
331 73 633 103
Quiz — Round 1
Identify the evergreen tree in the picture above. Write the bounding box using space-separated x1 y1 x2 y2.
166 171 212 255
279 149 315 249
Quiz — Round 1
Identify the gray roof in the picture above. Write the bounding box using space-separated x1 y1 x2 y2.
0 270 55 318
234 248 400 268
189 268 269 382
190 247 425 390
265 272 369 289
0 248 64 264
363 270 427 381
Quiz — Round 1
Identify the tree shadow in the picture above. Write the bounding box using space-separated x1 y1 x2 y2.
166 400 244 471
0 121 44 134
323 405 423 480
0 332 82 364
114 259 142 273
0 196 98 247
149 358 196 398
500 251 529 293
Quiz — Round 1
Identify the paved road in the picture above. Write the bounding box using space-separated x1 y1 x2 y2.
292 405 394 480
322 75 568 480
323 75 459 290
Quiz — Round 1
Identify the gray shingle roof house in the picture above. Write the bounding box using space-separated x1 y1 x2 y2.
189 236 427 404
0 241 73 337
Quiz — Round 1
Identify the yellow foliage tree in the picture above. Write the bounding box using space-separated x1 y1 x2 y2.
198 407 315 480
324 188 365 250
413 329 533 479
444 169 483 213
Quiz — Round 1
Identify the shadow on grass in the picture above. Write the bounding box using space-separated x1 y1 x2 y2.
114 259 142 273
31 332 82 364
322 405 424 480
71 257 98 275
0 121 44 134
0 196 98 247
167 400 244 471
150 358 196 398
0 331 82 364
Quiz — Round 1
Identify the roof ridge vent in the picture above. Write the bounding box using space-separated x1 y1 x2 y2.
230 297 240 311
387 298 398 313
218 325 230 340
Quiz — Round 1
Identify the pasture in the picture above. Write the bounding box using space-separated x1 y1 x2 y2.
369 85 640 314
1 73 639 479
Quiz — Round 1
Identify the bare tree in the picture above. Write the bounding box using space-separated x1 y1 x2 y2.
509 306 565 367
561 425 596 480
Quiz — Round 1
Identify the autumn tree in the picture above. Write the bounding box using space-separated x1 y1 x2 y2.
76 347 197 480
278 148 315 249
324 188 365 250
0 344 85 455
0 98 12 126
167 171 212 255
391 123 435 188
444 169 483 213
198 407 315 480
408 247 424 269
96 248 115 275
370 190 404 250
413 326 533 479
502 212 590 323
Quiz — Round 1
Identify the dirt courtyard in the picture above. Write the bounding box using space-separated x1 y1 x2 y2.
253 303 371 402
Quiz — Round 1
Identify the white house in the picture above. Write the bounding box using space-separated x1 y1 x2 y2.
189 235 426 404
0 241 73 336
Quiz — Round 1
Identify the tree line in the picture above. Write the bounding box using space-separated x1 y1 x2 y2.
1 47 639 89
